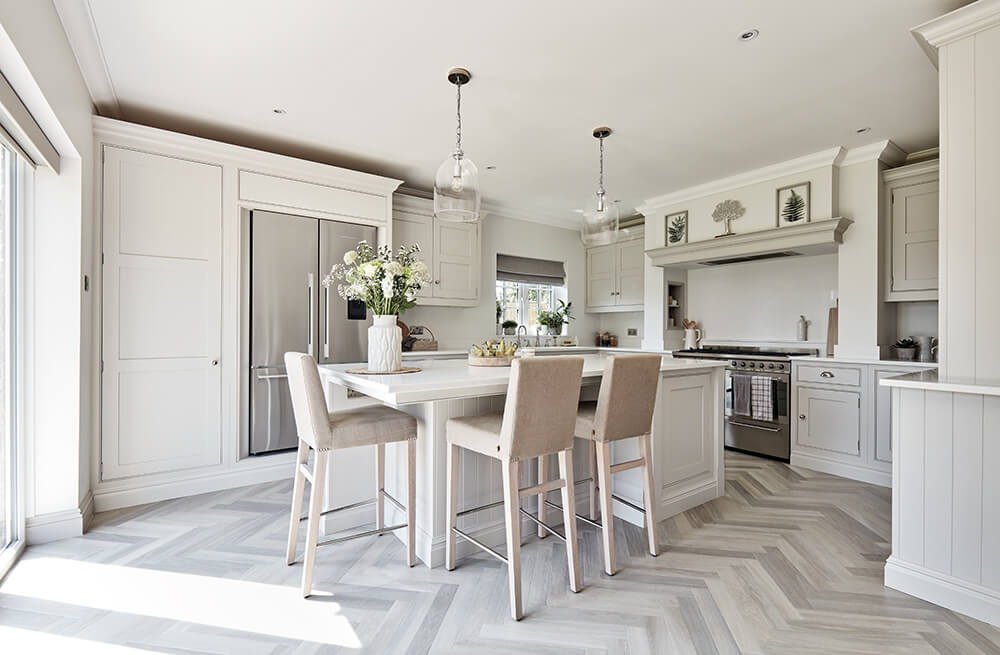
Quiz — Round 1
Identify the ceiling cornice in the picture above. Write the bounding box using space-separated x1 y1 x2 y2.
912 0 1000 68
636 146 845 214
53 0 121 117
394 187 581 231
840 139 907 167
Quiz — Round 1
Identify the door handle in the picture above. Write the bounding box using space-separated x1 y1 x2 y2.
323 285 330 359
307 273 315 356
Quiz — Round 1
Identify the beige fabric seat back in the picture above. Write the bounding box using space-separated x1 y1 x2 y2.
593 354 662 442
285 352 333 451
499 356 584 461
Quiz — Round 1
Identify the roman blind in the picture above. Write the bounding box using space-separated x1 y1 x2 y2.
496 254 565 286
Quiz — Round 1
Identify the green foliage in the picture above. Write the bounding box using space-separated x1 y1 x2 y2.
538 300 574 329
496 300 502 323
501 320 518 329
321 241 430 316
782 189 806 222
894 337 918 349
668 215 687 244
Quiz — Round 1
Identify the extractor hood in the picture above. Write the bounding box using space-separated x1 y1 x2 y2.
645 217 853 269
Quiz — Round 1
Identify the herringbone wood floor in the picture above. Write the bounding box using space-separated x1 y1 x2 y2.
2 452 999 654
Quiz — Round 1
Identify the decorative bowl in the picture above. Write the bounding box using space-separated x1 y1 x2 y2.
468 355 514 367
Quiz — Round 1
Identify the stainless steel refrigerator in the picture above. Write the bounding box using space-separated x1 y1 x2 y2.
249 210 375 454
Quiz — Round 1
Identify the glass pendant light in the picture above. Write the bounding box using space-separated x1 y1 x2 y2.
581 127 619 246
434 67 481 223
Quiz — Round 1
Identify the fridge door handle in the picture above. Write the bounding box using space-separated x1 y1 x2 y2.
307 273 315 356
323 285 330 359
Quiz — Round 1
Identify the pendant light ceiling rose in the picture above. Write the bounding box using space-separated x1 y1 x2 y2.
447 67 471 86
593 127 612 139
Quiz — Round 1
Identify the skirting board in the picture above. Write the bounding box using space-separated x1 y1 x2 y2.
885 557 1000 627
25 491 94 545
790 452 891 487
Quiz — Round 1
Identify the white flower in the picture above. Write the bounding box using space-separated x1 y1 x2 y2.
412 260 428 276
343 250 358 265
385 261 403 277
406 290 416 302
381 276 394 299
362 262 379 278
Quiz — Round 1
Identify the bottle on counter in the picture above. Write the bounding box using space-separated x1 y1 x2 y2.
609 334 618 347
797 315 808 341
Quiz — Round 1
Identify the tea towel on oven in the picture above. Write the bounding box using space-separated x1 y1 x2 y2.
732 374 752 417
751 375 774 421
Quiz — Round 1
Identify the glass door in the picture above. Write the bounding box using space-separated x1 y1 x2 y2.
0 141 19 567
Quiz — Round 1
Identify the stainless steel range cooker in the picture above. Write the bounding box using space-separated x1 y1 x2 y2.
672 345 817 460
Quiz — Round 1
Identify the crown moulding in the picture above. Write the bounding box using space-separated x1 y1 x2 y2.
645 217 853 269
912 0 1000 68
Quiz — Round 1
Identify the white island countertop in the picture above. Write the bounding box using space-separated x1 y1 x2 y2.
320 354 726 406
879 369 1000 397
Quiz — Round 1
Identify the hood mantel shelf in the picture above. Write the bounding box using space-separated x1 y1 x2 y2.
646 217 853 269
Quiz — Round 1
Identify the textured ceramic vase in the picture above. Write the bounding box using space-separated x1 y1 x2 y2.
368 315 402 373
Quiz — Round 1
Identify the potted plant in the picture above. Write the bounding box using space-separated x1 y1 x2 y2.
501 319 518 336
538 300 574 336
893 337 919 361
323 241 430 372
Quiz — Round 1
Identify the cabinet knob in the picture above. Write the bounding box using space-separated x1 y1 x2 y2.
211 359 219 366
434 280 440 285
799 414 806 420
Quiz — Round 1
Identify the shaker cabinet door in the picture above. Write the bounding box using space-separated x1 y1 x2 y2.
586 244 616 308
891 180 938 293
616 240 645 306
796 387 861 457
434 221 478 300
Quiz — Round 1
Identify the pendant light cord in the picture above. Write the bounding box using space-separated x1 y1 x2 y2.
598 135 605 194
455 83 463 155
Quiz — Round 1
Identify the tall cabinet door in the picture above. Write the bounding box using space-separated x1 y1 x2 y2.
434 221 478 300
319 219 376 364
102 146 222 479
891 180 938 292
586 244 616 308
616 239 645 305
392 211 434 298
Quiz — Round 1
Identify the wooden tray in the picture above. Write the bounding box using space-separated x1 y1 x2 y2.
344 366 422 375
468 355 514 367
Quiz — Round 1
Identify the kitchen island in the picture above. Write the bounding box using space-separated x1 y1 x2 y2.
317 353 727 567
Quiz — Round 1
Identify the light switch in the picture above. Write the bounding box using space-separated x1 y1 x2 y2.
627 327 637 336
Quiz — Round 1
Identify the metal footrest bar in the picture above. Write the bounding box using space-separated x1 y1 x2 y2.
383 491 405 513
300 497 376 522
544 499 602 529
315 522 407 548
610 493 646 515
452 527 508 564
519 508 566 542
456 499 505 518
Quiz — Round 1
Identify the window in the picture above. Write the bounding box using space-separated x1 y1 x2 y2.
495 280 565 334
0 140 21 572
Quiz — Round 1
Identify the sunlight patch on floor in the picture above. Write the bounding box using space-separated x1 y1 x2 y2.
0 557 362 648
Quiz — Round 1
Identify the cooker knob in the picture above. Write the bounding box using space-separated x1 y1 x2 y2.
767 363 775 369
739 361 746 367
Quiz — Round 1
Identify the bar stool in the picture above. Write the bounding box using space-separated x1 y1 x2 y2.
445 356 585 620
572 354 662 576
283 352 418 598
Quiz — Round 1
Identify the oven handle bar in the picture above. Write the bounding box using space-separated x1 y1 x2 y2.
727 419 783 432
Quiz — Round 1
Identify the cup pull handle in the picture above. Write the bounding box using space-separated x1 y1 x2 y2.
820 371 834 378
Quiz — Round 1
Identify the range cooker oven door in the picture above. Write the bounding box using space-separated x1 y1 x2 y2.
725 369 790 460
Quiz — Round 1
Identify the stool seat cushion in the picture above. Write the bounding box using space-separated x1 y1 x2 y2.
446 412 504 458
575 401 598 440
323 406 417 451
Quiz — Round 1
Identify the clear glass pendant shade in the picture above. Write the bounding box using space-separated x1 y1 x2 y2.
581 191 619 246
433 151 481 223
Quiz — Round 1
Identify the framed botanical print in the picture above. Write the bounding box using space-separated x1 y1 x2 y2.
665 210 688 246
776 181 810 226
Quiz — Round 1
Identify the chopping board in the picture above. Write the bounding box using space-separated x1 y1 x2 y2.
826 303 838 356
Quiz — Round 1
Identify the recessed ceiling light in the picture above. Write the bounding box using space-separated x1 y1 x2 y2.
738 29 759 41
855 126 871 134
272 108 286 115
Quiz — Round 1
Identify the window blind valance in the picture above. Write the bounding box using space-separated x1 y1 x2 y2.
496 254 565 286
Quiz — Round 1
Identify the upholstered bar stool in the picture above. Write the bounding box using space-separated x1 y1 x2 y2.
445 356 585 620
571 354 662 576
283 352 418 598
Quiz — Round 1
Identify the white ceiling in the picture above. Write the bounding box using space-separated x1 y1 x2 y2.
57 0 965 226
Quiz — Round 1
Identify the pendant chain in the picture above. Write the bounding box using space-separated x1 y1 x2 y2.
455 83 463 154
598 135 605 194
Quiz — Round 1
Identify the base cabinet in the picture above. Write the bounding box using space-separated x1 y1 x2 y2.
791 361 936 486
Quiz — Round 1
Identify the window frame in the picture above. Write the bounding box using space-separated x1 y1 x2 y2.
495 279 566 335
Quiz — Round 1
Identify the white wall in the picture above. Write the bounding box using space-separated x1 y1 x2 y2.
0 0 94 535
687 254 837 347
403 213 599 348
897 301 938 341
598 311 644 348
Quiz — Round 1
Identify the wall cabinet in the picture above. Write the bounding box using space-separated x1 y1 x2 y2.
585 236 645 313
883 160 939 301
791 360 936 486
392 195 480 307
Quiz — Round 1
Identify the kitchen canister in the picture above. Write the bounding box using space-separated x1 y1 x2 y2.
916 336 937 362
797 315 809 341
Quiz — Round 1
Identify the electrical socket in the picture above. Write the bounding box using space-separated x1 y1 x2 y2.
627 328 638 336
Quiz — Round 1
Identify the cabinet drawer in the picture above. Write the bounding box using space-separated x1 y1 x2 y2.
796 364 861 387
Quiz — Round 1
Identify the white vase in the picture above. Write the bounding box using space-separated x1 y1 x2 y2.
368 314 402 373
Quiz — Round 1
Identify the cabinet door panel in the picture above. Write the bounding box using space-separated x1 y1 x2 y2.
434 221 478 300
617 240 645 305
873 370 898 464
586 245 616 308
892 181 939 292
796 387 861 456
102 146 222 480
659 374 713 486
393 211 434 298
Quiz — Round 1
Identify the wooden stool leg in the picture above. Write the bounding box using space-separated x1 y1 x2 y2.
375 443 385 531
559 449 582 593
501 458 523 620
639 435 658 557
537 455 548 538
286 440 310 565
445 443 459 571
588 439 598 521
301 450 329 597
407 439 417 567
595 441 616 576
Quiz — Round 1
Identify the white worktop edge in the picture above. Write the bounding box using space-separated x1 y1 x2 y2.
879 369 1000 397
